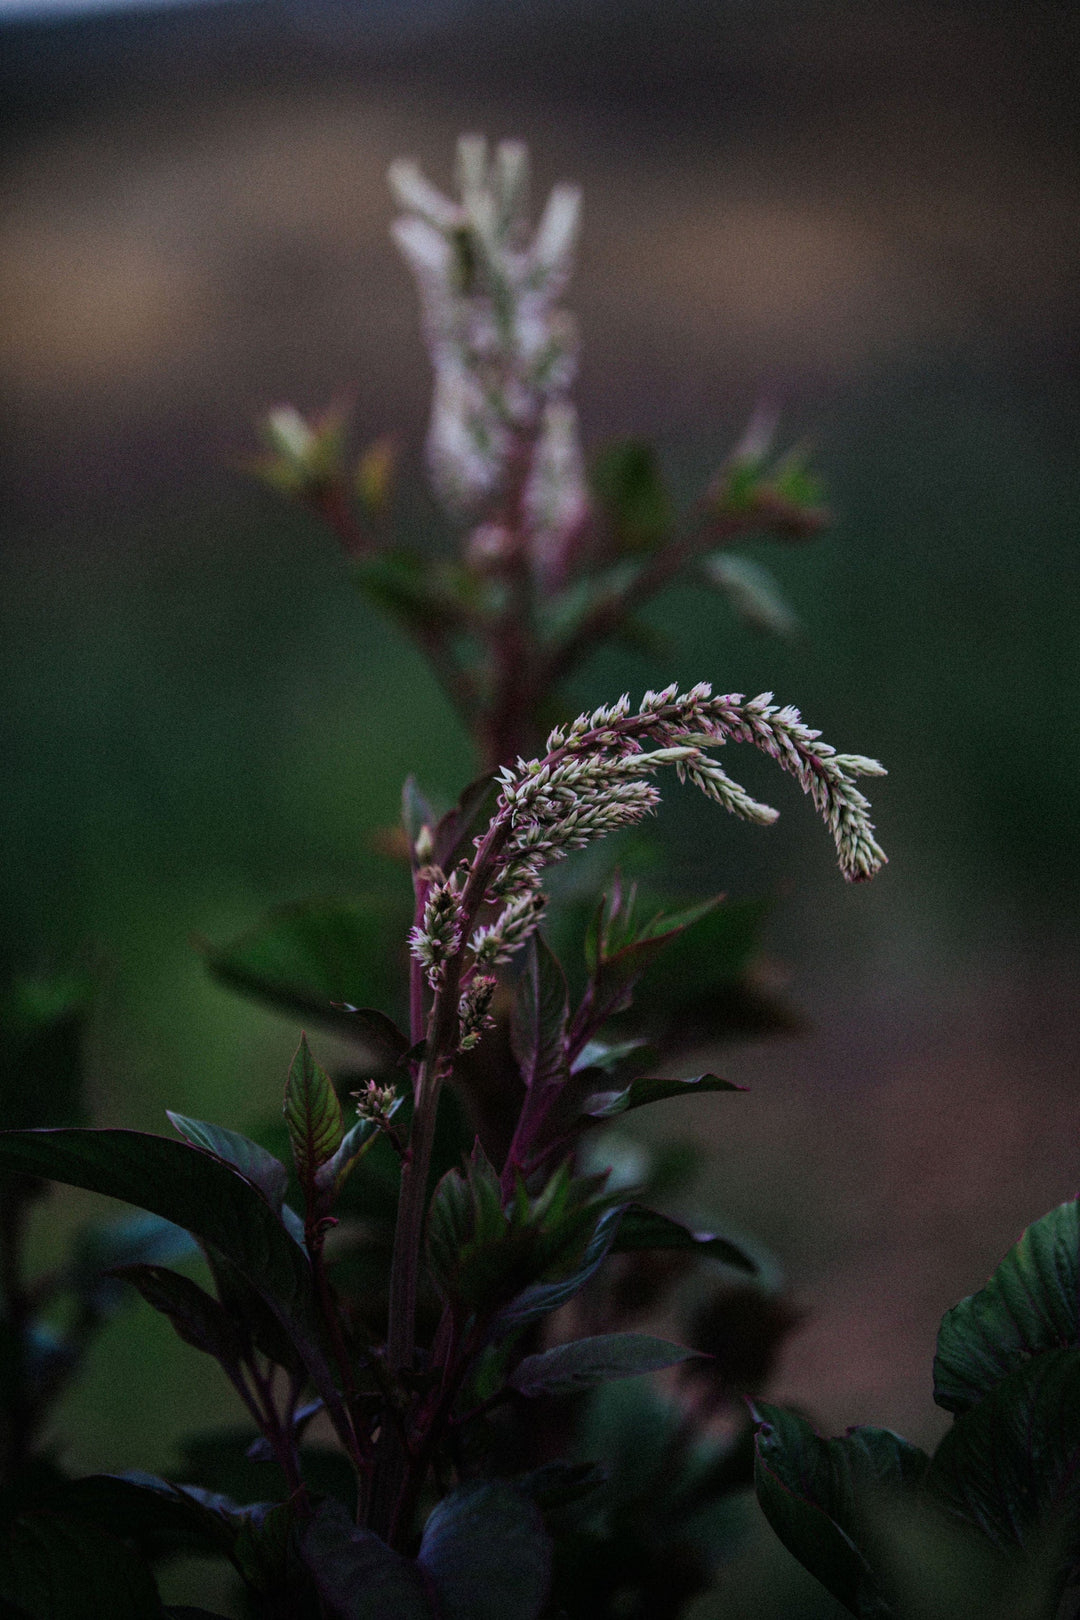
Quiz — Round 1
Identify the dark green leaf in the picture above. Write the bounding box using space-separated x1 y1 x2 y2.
511 936 569 1095
167 1114 288 1212
231 1501 297 1599
753 1403 929 1616
0 1129 347 1429
933 1200 1080 1415
509 1333 699 1397
426 1146 512 1311
42 1473 243 1561
927 1346 1080 1574
497 1204 624 1331
301 1499 429 1620
202 1250 306 1375
590 440 672 552
577 894 726 1038
584 1072 743 1118
352 549 455 636
316 1117 379 1200
111 1265 243 1367
418 1482 551 1620
202 896 408 1047
613 1205 757 1275
0 1510 165 1619
284 1035 344 1195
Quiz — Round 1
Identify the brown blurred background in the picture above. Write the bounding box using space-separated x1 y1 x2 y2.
3 1 1080 1609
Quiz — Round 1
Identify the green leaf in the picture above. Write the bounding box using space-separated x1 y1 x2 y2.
509 1333 699 1397
426 1146 513 1312
577 892 725 1037
301 1499 429 1620
0 1128 348 1431
753 1404 929 1616
418 1482 551 1620
497 1203 624 1331
584 1072 743 1118
0 1510 165 1618
590 440 673 552
166 1114 288 1212
202 895 408 1048
111 1265 243 1368
284 1035 344 1195
511 935 569 1095
933 1200 1080 1415
927 1346 1080 1577
613 1205 757 1275
42 1473 244 1562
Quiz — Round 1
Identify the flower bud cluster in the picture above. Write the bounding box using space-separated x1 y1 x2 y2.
457 974 498 1053
353 1079 398 1122
469 891 548 969
408 871 464 986
389 136 586 576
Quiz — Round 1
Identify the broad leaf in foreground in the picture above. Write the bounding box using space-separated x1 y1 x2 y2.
0 1510 165 1619
167 1113 289 1212
933 1200 1080 1415
927 1346 1080 1578
417 1482 551 1620
753 1403 929 1616
0 1128 348 1434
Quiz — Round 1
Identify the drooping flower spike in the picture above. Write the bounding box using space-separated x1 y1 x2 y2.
410 682 886 1007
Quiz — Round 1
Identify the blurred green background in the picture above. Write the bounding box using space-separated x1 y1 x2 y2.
2 0 1079 1611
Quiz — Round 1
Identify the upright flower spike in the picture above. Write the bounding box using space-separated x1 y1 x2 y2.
389 136 587 578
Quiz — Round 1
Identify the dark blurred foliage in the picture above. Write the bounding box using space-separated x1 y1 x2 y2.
1 2 1079 1612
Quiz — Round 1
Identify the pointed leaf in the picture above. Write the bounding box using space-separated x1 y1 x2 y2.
753 1403 929 1616
578 895 725 1035
0 1128 348 1431
111 1265 244 1367
284 1035 344 1194
511 935 569 1094
509 1333 700 1397
497 1204 624 1331
301 1499 429 1619
585 1072 743 1118
167 1114 288 1212
934 1200 1080 1415
613 1205 758 1274
418 1482 551 1620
